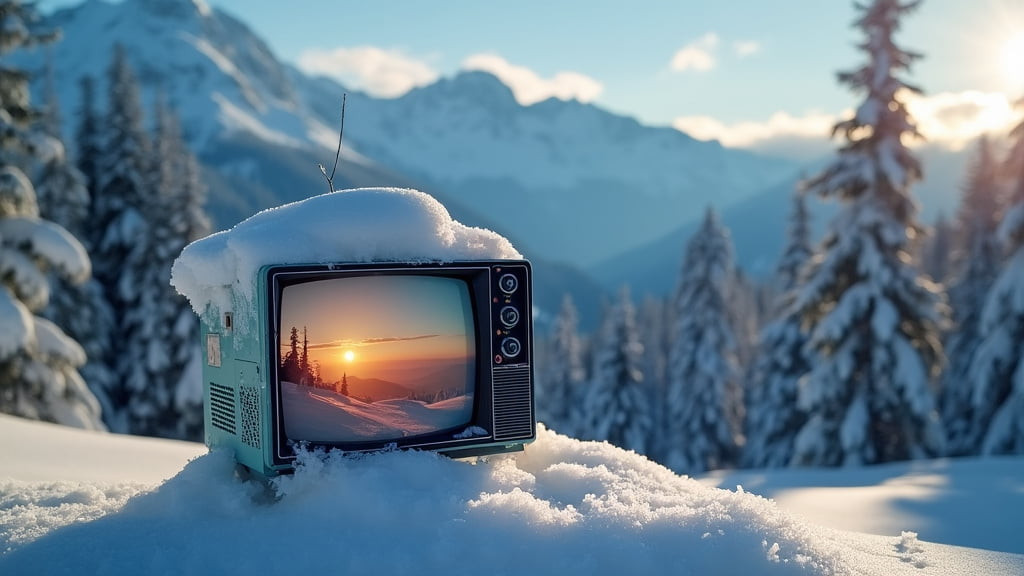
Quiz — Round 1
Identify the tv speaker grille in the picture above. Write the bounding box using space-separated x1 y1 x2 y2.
209 382 236 435
239 386 261 449
492 365 533 440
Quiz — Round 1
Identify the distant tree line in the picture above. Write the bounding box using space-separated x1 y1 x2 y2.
537 0 1024 472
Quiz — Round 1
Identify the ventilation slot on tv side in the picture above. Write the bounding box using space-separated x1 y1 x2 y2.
209 382 236 435
492 365 533 440
239 386 261 449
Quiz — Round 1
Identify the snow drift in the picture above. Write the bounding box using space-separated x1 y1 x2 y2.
3 416 1023 576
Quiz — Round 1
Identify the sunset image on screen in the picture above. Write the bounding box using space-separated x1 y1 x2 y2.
278 275 476 443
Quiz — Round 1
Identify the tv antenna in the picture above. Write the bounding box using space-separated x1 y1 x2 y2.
318 93 347 193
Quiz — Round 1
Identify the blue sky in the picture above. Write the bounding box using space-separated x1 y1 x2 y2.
39 0 1024 158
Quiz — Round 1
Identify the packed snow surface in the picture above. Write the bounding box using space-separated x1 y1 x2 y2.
2 415 1023 576
170 187 521 316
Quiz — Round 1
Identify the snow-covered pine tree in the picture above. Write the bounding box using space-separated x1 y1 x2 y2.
167 110 210 440
121 95 210 439
664 207 743 474
74 75 102 229
727 268 762 376
967 98 1024 455
638 295 669 449
90 44 151 433
537 294 586 435
941 135 1004 456
743 189 814 468
583 287 652 454
920 212 954 285
34 80 117 422
776 190 813 297
0 0 103 429
790 0 945 467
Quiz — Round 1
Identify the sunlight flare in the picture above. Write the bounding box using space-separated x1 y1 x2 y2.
1003 31 1024 90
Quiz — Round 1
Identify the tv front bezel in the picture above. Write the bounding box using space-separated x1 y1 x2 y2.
265 261 532 466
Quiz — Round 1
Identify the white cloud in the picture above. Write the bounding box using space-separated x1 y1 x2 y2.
734 41 761 57
461 53 603 105
670 33 719 72
672 90 1022 160
904 90 1020 151
673 111 837 159
296 46 439 98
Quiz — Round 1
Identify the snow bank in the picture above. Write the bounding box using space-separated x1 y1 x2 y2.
170 187 521 316
2 416 1022 575
0 425 839 575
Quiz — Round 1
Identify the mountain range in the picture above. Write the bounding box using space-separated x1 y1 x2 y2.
23 0 966 326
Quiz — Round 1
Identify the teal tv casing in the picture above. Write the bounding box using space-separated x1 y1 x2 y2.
200 260 535 477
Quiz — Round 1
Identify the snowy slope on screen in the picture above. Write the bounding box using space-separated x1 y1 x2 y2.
170 187 521 315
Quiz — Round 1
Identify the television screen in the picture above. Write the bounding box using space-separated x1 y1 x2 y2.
277 275 476 444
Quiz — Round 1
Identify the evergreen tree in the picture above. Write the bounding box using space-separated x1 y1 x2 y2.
775 190 814 300
281 326 300 383
90 44 150 432
34 83 117 422
157 99 210 438
115 88 172 438
920 212 954 284
583 287 652 454
941 136 1004 455
967 98 1024 455
537 294 585 435
300 326 310 384
727 268 762 375
74 75 102 229
790 0 944 466
140 96 210 439
0 0 103 429
638 295 669 450
35 83 86 238
664 208 743 473
744 189 814 468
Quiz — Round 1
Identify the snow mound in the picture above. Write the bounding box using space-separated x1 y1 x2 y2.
170 187 521 315
1 426 839 575
3 417 1023 575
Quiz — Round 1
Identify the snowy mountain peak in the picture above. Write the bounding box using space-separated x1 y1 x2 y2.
400 70 521 120
433 70 518 103
40 0 307 150
132 0 211 21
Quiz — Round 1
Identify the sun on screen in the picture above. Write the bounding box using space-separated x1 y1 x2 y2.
342 350 355 363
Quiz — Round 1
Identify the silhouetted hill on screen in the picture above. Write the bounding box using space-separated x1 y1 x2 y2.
344 376 411 403
405 362 473 396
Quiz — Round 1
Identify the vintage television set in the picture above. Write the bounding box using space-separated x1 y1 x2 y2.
200 260 535 477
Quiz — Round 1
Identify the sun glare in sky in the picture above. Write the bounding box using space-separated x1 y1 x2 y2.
342 350 356 363
1003 31 1024 90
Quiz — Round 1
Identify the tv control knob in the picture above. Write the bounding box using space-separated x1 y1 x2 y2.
499 306 520 328
500 337 522 358
498 273 518 294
